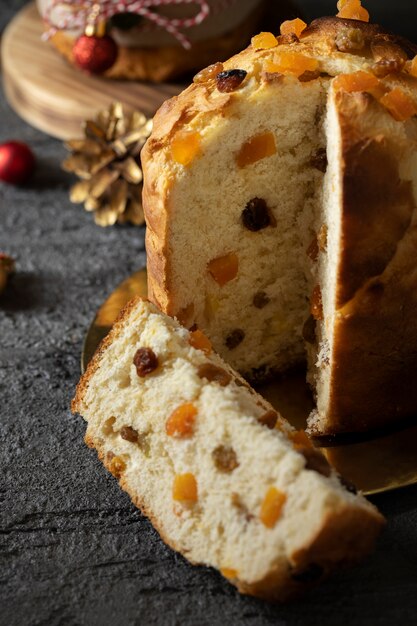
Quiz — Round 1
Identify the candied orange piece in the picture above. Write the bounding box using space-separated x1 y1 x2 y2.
409 56 417 78
173 473 198 502
252 31 278 50
380 88 417 121
337 0 369 22
221 568 238 579
189 329 212 354
265 51 319 78
171 130 201 166
236 132 277 168
289 429 314 449
166 403 197 438
333 70 380 94
207 253 238 286
260 487 286 528
311 285 323 321
280 18 307 38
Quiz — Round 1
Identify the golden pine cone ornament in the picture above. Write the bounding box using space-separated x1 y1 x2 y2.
63 102 152 227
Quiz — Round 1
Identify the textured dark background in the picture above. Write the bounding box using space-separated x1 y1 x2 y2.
1 1 417 625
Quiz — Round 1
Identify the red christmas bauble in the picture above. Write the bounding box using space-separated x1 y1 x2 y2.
73 34 118 74
0 141 36 185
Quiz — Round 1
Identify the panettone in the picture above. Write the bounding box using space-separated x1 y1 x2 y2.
142 13 417 435
72 297 383 601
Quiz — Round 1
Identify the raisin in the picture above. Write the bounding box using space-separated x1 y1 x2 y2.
335 28 365 53
241 197 271 232
215 69 247 93
212 445 239 472
197 363 232 387
258 410 278 429
225 329 245 350
291 563 324 583
302 315 316 345
299 446 332 477
120 426 138 443
253 290 270 309
133 347 159 377
310 148 327 172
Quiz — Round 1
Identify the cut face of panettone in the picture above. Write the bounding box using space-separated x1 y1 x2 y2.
142 14 417 435
72 297 384 602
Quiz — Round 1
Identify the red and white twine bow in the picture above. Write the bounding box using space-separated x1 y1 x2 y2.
43 0 222 49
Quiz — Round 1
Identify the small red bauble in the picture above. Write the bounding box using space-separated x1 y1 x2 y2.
0 141 36 185
73 34 118 74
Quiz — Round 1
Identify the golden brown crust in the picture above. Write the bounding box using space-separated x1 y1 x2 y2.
47 3 264 83
71 296 147 415
321 90 417 434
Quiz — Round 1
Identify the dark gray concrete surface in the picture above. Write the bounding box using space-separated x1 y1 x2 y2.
1 2 417 625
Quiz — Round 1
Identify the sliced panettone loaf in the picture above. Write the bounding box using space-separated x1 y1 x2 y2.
142 12 417 435
72 297 384 602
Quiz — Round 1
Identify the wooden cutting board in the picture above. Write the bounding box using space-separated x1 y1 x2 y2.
1 1 301 140
1 3 183 139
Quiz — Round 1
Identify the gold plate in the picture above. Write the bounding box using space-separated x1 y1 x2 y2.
82 268 417 496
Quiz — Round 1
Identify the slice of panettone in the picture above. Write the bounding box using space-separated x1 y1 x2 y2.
72 297 384 602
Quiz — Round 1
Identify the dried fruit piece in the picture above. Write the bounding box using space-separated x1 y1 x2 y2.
102 416 116 436
337 0 369 22
197 363 231 386
335 27 365 53
241 197 271 231
280 18 307 38
236 132 276 168
109 455 126 477
173 473 198 502
380 88 417 121
189 329 212 354
302 315 316 345
212 445 239 472
371 41 407 77
299 446 332 477
166 403 197 438
215 69 247 93
258 410 278 429
133 347 159 377
0 253 15 294
253 291 270 309
260 487 286 528
311 285 324 321
252 32 278 50
221 568 238 579
290 429 313 449
265 51 319 78
193 62 224 83
333 70 380 94
207 253 238 286
120 426 138 443
171 130 201 166
225 329 245 350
